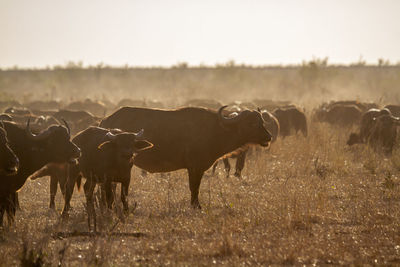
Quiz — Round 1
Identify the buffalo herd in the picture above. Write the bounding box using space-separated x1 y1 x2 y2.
0 98 399 230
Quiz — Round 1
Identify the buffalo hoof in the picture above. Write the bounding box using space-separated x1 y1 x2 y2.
191 200 202 209
49 203 55 210
234 172 241 178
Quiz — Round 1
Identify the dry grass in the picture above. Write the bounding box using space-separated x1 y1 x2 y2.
0 123 399 266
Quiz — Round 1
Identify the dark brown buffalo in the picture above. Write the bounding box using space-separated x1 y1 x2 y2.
53 109 100 135
0 124 19 176
315 104 362 127
273 106 307 137
0 121 80 225
26 100 62 111
30 162 70 209
384 104 400 117
368 114 400 155
213 110 280 178
347 108 391 145
61 127 152 230
4 107 32 116
322 100 378 113
99 106 272 208
66 99 107 117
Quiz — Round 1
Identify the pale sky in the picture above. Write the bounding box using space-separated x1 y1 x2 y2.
1 0 399 68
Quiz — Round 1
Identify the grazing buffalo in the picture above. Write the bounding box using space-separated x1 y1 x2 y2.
0 124 19 176
347 108 391 145
0 121 80 225
315 104 362 127
273 106 307 137
99 106 272 208
368 114 400 155
60 127 152 230
213 110 280 178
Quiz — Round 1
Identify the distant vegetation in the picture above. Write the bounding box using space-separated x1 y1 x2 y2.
1 58 399 108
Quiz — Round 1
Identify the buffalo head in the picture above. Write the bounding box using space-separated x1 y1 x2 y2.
98 129 153 163
218 106 272 147
26 119 81 163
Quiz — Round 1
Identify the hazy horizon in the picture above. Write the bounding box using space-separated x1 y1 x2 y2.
1 0 400 68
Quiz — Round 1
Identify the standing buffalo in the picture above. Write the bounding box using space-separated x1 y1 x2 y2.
347 108 391 145
59 127 153 230
99 106 272 208
273 106 307 137
314 104 362 127
368 114 400 155
0 121 80 225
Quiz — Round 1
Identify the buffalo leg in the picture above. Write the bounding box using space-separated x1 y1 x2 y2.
222 158 231 177
84 178 96 231
104 180 114 210
0 206 4 227
121 181 130 213
49 175 58 209
61 163 79 217
234 151 247 178
188 169 204 209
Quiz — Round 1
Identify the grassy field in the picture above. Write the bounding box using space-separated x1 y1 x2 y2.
0 122 399 266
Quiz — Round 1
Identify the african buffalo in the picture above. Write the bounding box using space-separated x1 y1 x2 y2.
347 108 391 145
368 114 400 155
99 106 272 208
30 162 70 209
273 106 307 137
0 121 80 225
53 110 100 135
66 99 107 117
315 104 362 127
60 127 152 230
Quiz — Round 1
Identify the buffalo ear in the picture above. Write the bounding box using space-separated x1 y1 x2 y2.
134 140 153 151
98 141 113 150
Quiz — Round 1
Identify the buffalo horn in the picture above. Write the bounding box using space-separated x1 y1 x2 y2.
134 129 144 139
26 118 53 141
218 105 250 126
61 119 71 135
106 131 117 140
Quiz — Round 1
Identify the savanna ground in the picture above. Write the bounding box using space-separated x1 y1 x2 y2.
0 122 400 266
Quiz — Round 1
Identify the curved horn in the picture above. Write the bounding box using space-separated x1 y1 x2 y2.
26 118 35 139
61 118 71 135
106 131 117 140
26 119 54 141
134 129 144 138
218 105 250 126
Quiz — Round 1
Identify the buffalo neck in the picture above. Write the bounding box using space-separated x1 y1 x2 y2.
214 125 248 160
